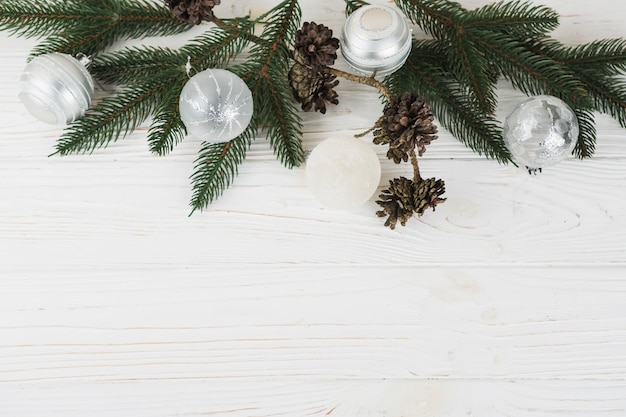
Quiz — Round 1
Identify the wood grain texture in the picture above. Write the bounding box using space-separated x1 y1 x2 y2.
1 0 626 416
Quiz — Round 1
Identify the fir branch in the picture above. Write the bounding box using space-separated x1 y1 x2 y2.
525 37 626 130
573 109 596 159
189 126 254 214
91 18 255 85
0 0 191 57
467 30 590 107
562 39 626 75
394 0 465 41
147 78 188 156
447 32 497 114
54 71 178 155
92 45 186 84
245 0 305 168
462 0 559 37
578 75 626 129
386 41 512 163
344 0 369 16
0 0 108 38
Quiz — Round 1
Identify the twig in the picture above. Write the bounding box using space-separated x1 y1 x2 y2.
329 67 392 101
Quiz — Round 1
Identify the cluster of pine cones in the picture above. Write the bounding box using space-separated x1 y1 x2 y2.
288 22 340 114
373 92 445 229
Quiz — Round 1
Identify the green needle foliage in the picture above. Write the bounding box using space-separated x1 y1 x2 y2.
189 124 255 215
391 0 626 161
0 0 192 57
4 0 626 214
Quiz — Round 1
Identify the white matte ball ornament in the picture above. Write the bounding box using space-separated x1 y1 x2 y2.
179 68 253 143
18 53 94 125
503 95 579 169
306 135 382 210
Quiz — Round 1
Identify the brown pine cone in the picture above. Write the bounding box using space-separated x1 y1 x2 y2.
288 63 339 114
413 177 446 216
376 176 446 229
293 22 340 69
166 0 220 25
374 92 438 163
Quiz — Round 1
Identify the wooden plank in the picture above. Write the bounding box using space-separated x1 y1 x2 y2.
1 266 625 381
1 156 625 266
0 379 625 417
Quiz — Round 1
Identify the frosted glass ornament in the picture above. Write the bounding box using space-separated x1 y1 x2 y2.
503 95 579 169
305 135 381 210
18 53 94 125
179 69 253 143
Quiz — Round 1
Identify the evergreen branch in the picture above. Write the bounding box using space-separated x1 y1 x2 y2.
1 0 191 57
386 42 512 163
563 39 626 74
573 109 596 159
462 0 559 37
54 73 173 155
467 30 590 107
394 0 465 41
248 66 305 168
92 45 185 84
245 0 305 168
578 75 626 129
524 37 626 131
189 127 254 214
30 23 119 57
0 0 109 38
113 0 191 39
528 37 626 77
344 0 370 16
448 32 497 114
147 76 188 155
91 18 254 85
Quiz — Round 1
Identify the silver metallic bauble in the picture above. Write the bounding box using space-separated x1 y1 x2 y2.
18 53 94 125
341 5 412 77
179 69 253 143
305 135 381 210
503 95 579 169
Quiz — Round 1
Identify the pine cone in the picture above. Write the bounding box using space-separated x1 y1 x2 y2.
293 22 340 69
374 92 438 163
288 62 339 114
413 177 446 216
166 0 220 25
376 176 446 229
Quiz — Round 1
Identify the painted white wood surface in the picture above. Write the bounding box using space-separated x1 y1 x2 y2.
1 0 626 416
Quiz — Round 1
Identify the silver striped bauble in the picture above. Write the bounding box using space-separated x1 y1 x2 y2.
18 53 94 125
179 69 253 143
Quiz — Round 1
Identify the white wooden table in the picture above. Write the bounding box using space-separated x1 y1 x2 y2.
1 1 626 415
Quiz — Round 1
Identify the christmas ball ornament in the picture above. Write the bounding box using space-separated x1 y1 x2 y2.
341 5 412 77
18 53 94 125
179 68 253 143
305 135 381 210
503 95 579 169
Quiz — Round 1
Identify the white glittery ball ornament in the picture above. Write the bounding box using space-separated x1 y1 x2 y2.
179 68 253 143
18 53 94 125
305 135 381 210
503 95 579 169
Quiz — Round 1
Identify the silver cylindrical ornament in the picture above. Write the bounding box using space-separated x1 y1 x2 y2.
341 5 412 77
18 53 94 125
179 68 254 144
